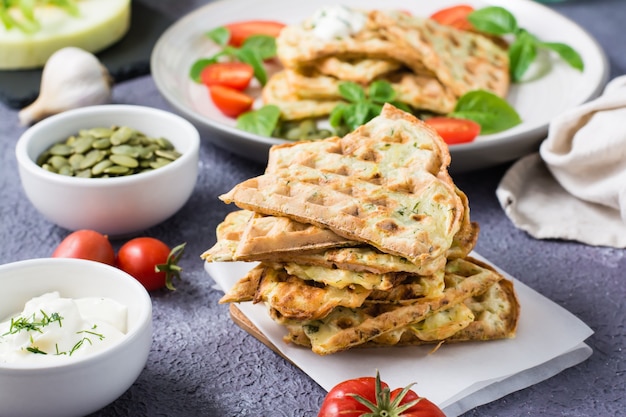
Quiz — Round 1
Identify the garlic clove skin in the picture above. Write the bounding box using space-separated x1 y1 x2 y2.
18 47 114 126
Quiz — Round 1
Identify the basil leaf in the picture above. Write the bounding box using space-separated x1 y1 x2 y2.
508 31 538 82
236 105 281 137
368 80 396 103
344 101 372 130
450 90 522 135
235 47 268 85
540 42 585 72
468 6 518 35
189 57 219 82
206 26 230 46
242 35 277 60
329 103 348 128
338 82 366 103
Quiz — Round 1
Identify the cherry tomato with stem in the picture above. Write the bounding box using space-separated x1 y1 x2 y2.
425 116 481 145
52 230 116 266
208 85 254 118
116 238 186 291
225 20 286 47
200 62 255 91
318 371 445 417
430 4 475 31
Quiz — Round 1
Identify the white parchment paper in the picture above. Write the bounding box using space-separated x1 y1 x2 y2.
205 253 593 416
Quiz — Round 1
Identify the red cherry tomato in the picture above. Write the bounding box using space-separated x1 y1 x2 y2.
390 388 446 417
225 20 286 47
52 230 115 266
430 4 475 31
425 117 481 145
208 85 254 118
116 237 185 291
318 372 445 417
200 62 255 91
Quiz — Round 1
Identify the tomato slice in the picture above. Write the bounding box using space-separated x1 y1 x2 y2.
225 20 286 47
424 117 481 145
208 85 254 118
430 4 475 31
200 62 254 91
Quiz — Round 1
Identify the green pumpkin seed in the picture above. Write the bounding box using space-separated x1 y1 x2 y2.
48 143 73 156
79 149 106 169
110 126 134 145
68 153 85 169
75 169 92 178
109 154 139 168
149 158 172 169
91 159 114 176
48 155 70 170
71 136 94 154
37 125 181 178
111 144 139 158
92 138 112 150
58 165 73 176
104 165 130 175
86 127 114 138
155 149 182 161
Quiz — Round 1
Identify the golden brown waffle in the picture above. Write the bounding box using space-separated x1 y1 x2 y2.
275 9 509 100
280 68 457 115
220 262 446 321
220 105 464 265
315 57 402 84
261 71 342 120
280 257 517 355
372 10 509 98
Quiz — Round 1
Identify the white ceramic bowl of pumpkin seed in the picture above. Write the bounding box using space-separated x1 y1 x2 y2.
15 105 200 236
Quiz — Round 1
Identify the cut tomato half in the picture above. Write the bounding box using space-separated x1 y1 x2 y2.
424 117 481 145
200 62 254 91
430 4 475 31
225 20 286 47
208 85 254 118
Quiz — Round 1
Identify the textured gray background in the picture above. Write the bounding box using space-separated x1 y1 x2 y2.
1 1 625 416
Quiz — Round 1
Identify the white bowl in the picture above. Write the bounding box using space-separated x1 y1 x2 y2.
15 104 200 237
0 258 152 417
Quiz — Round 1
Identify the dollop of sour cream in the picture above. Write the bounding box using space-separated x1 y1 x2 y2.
0 292 127 364
310 5 367 41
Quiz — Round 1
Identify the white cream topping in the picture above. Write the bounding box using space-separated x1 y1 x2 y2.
310 5 367 41
0 292 127 364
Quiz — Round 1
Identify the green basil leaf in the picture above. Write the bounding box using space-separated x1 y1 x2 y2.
368 80 396 103
242 35 277 60
508 31 538 82
189 57 219 82
344 102 372 130
329 103 348 128
540 42 585 72
236 105 281 137
206 26 230 46
235 47 268 85
450 90 522 135
468 6 518 35
338 82 366 103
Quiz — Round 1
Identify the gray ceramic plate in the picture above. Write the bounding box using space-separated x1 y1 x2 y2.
151 0 608 172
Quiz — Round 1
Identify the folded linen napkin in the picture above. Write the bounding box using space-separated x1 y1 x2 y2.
497 75 626 248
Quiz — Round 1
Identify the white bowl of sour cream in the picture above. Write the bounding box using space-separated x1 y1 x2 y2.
0 258 152 417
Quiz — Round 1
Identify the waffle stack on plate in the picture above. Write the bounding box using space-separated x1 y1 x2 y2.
203 104 519 355
262 7 510 120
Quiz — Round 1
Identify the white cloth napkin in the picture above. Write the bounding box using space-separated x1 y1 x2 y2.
497 75 626 247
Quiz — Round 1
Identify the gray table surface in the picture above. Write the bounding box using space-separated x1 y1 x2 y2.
1 1 625 416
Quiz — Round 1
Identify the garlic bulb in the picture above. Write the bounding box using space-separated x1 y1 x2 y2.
18 47 113 126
